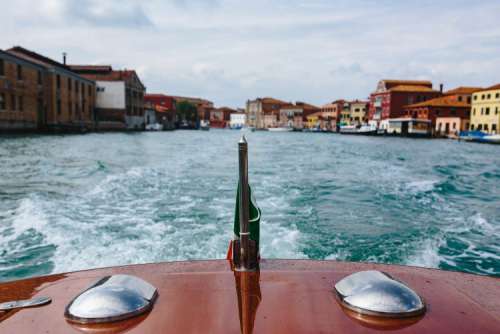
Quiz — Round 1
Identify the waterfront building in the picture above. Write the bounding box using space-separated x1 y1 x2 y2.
70 65 145 130
349 100 369 125
279 105 304 129
0 49 46 131
339 101 351 126
470 84 500 134
144 94 176 130
404 96 471 136
305 112 321 129
246 97 291 129
367 80 441 131
229 111 246 129
6 47 96 132
171 95 214 121
263 113 279 128
319 102 339 130
210 107 236 128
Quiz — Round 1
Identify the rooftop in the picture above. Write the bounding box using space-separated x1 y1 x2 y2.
7 46 68 70
68 65 113 73
444 86 483 95
389 85 439 93
382 79 433 86
405 96 470 109
477 83 500 92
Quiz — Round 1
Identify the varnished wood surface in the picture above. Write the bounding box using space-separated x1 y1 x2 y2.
0 259 499 333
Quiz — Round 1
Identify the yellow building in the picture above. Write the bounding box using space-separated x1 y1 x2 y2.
470 84 500 134
305 114 320 129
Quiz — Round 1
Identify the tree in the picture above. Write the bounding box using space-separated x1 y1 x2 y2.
176 101 198 128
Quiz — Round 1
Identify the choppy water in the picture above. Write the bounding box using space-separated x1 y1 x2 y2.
0 131 499 281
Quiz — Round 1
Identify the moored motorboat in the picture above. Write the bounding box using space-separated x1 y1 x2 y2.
267 127 294 132
200 120 210 130
460 131 500 144
0 138 499 334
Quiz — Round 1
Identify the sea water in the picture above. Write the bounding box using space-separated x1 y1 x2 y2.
0 130 498 281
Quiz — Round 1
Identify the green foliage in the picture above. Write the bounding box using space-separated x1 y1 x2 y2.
176 101 198 122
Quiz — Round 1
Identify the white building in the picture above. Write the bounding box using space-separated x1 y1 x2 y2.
230 113 246 129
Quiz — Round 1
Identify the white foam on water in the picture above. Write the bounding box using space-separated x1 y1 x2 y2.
405 180 439 193
406 238 446 269
0 197 49 249
260 220 308 259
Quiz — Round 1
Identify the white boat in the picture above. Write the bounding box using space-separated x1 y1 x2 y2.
241 126 256 132
268 127 294 132
145 123 163 131
483 134 500 144
200 120 210 131
339 125 358 134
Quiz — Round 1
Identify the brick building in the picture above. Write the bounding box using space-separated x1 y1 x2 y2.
69 65 145 130
0 49 46 131
210 107 236 128
6 47 96 132
246 97 291 129
368 80 441 130
404 96 471 136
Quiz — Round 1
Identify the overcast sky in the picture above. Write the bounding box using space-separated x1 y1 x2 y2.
1 0 499 108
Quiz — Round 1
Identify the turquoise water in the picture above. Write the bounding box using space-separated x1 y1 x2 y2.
0 131 499 281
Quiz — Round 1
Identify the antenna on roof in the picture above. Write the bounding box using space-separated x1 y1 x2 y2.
62 52 67 65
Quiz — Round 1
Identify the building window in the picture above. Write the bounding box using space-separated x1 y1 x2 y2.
11 94 16 110
57 99 61 115
57 75 61 89
0 59 4 76
481 94 485 100
470 124 474 130
38 71 42 85
453 122 456 129
485 107 490 115
458 96 462 102
18 96 23 112
477 124 482 130
75 81 79 93
17 64 22 80
493 124 497 133
88 85 92 97
473 95 477 100
68 101 72 116
0 93 5 110
68 78 72 91
473 108 476 115
484 124 489 131
467 97 471 103
496 93 500 99
496 107 499 115
97 86 105 92
487 94 491 99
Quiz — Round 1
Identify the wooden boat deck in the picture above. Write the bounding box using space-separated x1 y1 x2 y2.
0 259 499 333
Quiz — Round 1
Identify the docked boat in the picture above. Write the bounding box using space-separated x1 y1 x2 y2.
240 126 256 132
267 127 294 132
339 125 358 134
459 131 500 144
0 138 499 333
339 124 378 135
200 120 210 131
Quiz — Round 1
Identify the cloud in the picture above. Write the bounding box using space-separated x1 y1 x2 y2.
40 0 153 28
1 0 500 107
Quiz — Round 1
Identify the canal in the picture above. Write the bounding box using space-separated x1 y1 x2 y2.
0 130 499 281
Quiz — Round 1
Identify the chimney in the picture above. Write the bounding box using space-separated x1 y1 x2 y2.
439 83 443 93
62 52 67 65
